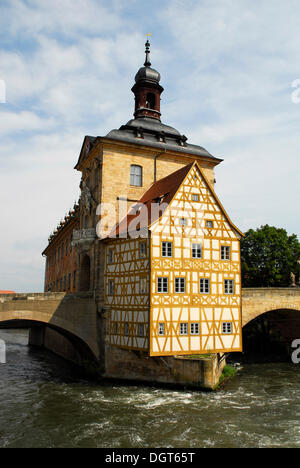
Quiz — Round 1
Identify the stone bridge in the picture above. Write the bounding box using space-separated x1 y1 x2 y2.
1 288 300 369
0 292 100 366
242 288 300 327
1 288 300 386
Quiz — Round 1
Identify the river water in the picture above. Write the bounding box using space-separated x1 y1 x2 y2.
1 329 300 448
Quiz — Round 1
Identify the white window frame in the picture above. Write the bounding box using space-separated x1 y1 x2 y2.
222 322 233 334
192 194 199 202
158 323 165 336
190 323 200 335
224 279 234 295
200 278 210 294
108 280 114 296
175 277 186 293
162 241 173 258
221 246 231 261
192 243 202 259
130 165 143 187
108 248 114 264
157 277 169 293
140 241 147 258
180 323 188 336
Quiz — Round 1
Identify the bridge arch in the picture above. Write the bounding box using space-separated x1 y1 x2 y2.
0 293 100 368
242 307 300 359
242 288 300 328
0 315 97 365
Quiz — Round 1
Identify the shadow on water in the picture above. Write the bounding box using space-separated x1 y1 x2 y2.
233 310 300 364
0 328 98 386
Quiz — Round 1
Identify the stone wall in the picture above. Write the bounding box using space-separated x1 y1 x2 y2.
104 344 225 389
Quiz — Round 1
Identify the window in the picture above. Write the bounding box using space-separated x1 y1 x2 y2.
60 277 62 291
130 165 143 186
140 241 147 258
191 323 200 335
200 278 210 294
159 323 165 336
222 322 233 334
138 324 144 337
113 323 118 335
175 277 185 293
162 241 173 258
124 323 129 336
108 249 114 264
180 218 186 226
192 243 202 259
108 280 114 295
206 220 213 229
140 277 147 294
73 271 76 289
157 277 168 293
180 323 188 336
192 194 199 202
146 92 155 109
224 279 234 295
63 276 67 291
68 273 71 290
221 246 231 261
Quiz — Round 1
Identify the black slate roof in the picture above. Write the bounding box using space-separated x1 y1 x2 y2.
105 117 221 162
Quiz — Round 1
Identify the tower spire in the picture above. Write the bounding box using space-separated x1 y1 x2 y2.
144 38 151 67
132 37 164 121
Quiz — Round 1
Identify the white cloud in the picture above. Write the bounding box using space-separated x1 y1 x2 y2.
1 0 123 38
1 0 300 291
0 110 54 136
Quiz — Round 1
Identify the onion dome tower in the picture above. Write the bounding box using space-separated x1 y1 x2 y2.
131 39 164 121
105 39 220 164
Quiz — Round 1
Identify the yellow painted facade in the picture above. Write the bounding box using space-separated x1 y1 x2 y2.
105 237 150 351
104 162 243 357
149 163 242 356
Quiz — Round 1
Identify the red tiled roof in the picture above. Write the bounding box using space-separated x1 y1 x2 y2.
106 160 244 240
108 163 194 238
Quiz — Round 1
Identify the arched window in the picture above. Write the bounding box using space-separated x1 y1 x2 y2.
146 92 155 109
130 165 143 187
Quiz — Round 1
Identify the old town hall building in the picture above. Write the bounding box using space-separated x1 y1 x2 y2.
43 40 243 362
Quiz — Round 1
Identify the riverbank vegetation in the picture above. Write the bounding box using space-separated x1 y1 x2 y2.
214 365 237 390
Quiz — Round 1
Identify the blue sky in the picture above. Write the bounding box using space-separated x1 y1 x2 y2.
0 0 300 292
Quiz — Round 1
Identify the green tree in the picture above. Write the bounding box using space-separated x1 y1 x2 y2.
241 225 300 287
